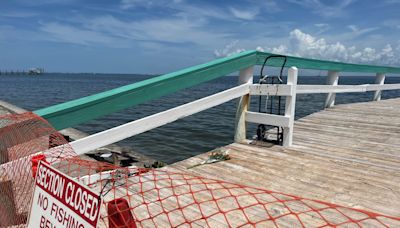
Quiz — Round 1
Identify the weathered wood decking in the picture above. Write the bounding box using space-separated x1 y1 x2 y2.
166 98 400 218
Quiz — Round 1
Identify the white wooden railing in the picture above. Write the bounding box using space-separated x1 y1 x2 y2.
236 66 298 146
70 84 250 153
69 67 400 154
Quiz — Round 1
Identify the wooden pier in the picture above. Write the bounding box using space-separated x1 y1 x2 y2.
35 50 399 226
166 98 400 218
2 50 400 226
91 99 400 227
94 97 400 227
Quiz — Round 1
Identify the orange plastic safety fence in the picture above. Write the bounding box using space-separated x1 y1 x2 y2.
0 112 76 227
1 112 400 227
52 159 400 228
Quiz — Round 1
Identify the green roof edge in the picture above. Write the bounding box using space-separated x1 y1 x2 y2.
34 50 400 130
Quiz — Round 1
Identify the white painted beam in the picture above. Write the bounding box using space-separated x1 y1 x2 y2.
297 85 367 94
283 67 298 147
324 71 340 108
367 83 400 91
234 66 254 143
245 111 290 128
249 84 292 96
296 83 400 94
71 84 250 155
373 73 385 101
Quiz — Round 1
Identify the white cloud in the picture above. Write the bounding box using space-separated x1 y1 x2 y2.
85 15 229 46
14 0 77 6
261 0 280 12
170 3 235 22
229 7 259 20
383 19 400 29
120 0 151 9
267 29 400 66
256 46 265 52
119 0 184 9
270 44 288 55
313 23 330 34
40 22 119 46
287 0 356 17
119 0 278 22
314 23 328 28
214 40 246 57
346 25 378 36
214 29 400 66
347 25 358 32
38 15 231 48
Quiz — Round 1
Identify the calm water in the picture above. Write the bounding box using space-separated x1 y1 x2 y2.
1 73 399 163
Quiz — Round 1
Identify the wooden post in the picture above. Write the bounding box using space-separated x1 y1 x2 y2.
283 67 298 147
234 66 253 143
373 73 385 101
324 71 339 108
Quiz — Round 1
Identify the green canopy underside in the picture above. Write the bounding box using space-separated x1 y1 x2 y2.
34 50 400 130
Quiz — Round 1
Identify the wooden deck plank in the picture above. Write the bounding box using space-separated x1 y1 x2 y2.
165 98 400 221
108 98 400 226
168 145 400 215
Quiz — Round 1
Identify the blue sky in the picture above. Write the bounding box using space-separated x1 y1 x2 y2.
1 0 400 73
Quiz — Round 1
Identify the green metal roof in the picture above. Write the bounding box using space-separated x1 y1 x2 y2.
34 50 400 130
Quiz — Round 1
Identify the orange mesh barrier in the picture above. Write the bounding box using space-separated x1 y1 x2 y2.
1 112 400 227
0 112 76 226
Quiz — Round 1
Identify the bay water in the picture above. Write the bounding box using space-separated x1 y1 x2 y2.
1 73 399 163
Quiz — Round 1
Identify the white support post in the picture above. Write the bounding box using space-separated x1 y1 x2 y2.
234 66 253 143
373 73 385 101
283 67 298 147
324 71 340 108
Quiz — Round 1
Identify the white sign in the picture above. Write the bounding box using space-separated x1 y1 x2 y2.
28 161 102 228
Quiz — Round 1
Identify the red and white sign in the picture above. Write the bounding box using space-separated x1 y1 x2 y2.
28 161 102 228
